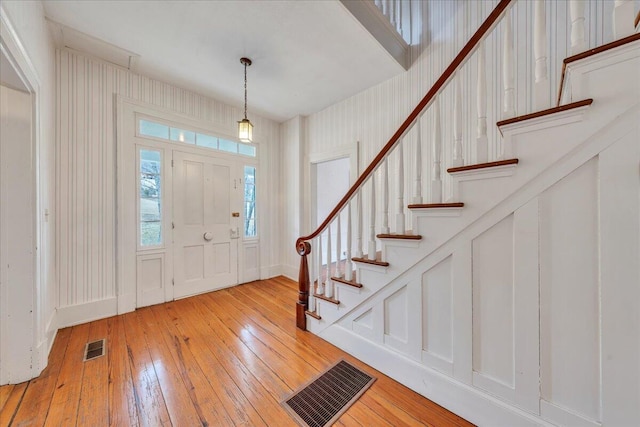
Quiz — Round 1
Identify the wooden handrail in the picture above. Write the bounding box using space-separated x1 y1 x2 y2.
295 0 514 253
295 0 514 330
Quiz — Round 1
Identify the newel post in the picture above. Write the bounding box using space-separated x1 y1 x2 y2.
296 241 311 330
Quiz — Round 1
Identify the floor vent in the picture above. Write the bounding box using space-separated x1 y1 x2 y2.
282 359 375 427
83 339 105 361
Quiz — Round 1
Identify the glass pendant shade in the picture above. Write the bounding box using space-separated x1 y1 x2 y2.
238 118 253 143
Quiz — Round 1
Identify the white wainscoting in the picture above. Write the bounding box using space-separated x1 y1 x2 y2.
330 122 640 425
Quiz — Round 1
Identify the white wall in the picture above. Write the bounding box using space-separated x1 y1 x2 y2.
280 116 305 279
0 85 34 384
56 49 283 325
0 0 57 381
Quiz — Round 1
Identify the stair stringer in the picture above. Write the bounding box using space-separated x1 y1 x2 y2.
318 104 640 427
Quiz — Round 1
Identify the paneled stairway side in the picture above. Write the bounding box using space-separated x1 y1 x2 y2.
301 29 640 427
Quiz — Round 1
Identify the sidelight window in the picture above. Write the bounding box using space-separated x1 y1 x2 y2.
244 166 257 237
139 149 162 247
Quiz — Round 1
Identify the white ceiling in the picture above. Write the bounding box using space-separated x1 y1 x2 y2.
43 0 405 122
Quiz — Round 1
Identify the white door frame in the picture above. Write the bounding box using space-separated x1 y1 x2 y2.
116 96 259 313
0 8 44 384
307 142 359 231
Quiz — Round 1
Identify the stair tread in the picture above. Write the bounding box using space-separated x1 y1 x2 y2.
564 33 640 66
352 252 390 267
497 99 593 128
447 158 519 174
376 232 422 240
408 202 464 209
305 310 321 320
313 293 340 305
557 33 640 106
331 276 363 288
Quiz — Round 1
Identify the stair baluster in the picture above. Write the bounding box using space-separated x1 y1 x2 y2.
570 0 586 55
356 192 363 258
413 120 423 204
308 242 316 313
503 8 516 120
613 1 635 39
345 201 353 281
382 158 390 234
396 143 405 233
432 96 443 203
326 223 333 298
336 211 342 278
476 42 489 163
452 73 464 167
534 0 550 110
368 174 377 260
317 233 324 295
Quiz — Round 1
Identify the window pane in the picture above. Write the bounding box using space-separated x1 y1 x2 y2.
244 166 256 237
141 222 162 246
197 133 218 149
140 149 162 246
139 120 169 139
170 128 196 144
238 143 256 157
219 138 238 153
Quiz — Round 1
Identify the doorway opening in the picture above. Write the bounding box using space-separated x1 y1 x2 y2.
0 46 36 384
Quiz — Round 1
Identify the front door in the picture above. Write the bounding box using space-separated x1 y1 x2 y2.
173 151 238 298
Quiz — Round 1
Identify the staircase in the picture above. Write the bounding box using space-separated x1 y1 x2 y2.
296 1 640 426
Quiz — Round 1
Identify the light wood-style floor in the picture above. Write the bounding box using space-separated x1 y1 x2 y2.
0 276 472 427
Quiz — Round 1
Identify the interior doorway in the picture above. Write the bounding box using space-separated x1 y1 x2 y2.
315 157 350 264
0 55 36 384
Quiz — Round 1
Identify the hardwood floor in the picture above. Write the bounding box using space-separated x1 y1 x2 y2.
0 276 472 427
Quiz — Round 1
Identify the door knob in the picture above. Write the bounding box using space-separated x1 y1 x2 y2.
203 232 213 241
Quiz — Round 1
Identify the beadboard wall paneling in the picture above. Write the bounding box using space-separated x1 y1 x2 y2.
280 116 305 279
56 49 281 309
294 0 618 274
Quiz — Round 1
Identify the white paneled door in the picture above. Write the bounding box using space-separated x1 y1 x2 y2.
173 151 238 299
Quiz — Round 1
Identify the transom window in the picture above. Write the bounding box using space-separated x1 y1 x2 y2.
139 118 256 157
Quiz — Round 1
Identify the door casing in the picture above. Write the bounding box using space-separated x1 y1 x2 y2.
116 97 259 313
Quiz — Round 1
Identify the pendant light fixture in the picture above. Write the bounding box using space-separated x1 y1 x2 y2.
238 57 253 143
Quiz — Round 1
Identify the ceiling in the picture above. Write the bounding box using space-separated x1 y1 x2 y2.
43 0 406 122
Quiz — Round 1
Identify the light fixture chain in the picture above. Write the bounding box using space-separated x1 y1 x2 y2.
244 62 248 120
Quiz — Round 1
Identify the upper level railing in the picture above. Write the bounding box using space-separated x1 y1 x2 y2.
295 0 639 330
373 0 412 44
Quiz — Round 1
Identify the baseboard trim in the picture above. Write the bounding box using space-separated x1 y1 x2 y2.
56 297 118 328
260 264 283 280
320 325 555 427
281 264 298 282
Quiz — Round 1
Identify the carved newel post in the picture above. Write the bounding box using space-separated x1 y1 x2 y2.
296 241 311 330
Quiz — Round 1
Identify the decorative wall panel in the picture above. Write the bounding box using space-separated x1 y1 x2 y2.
472 214 514 388
540 158 600 423
421 256 453 364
